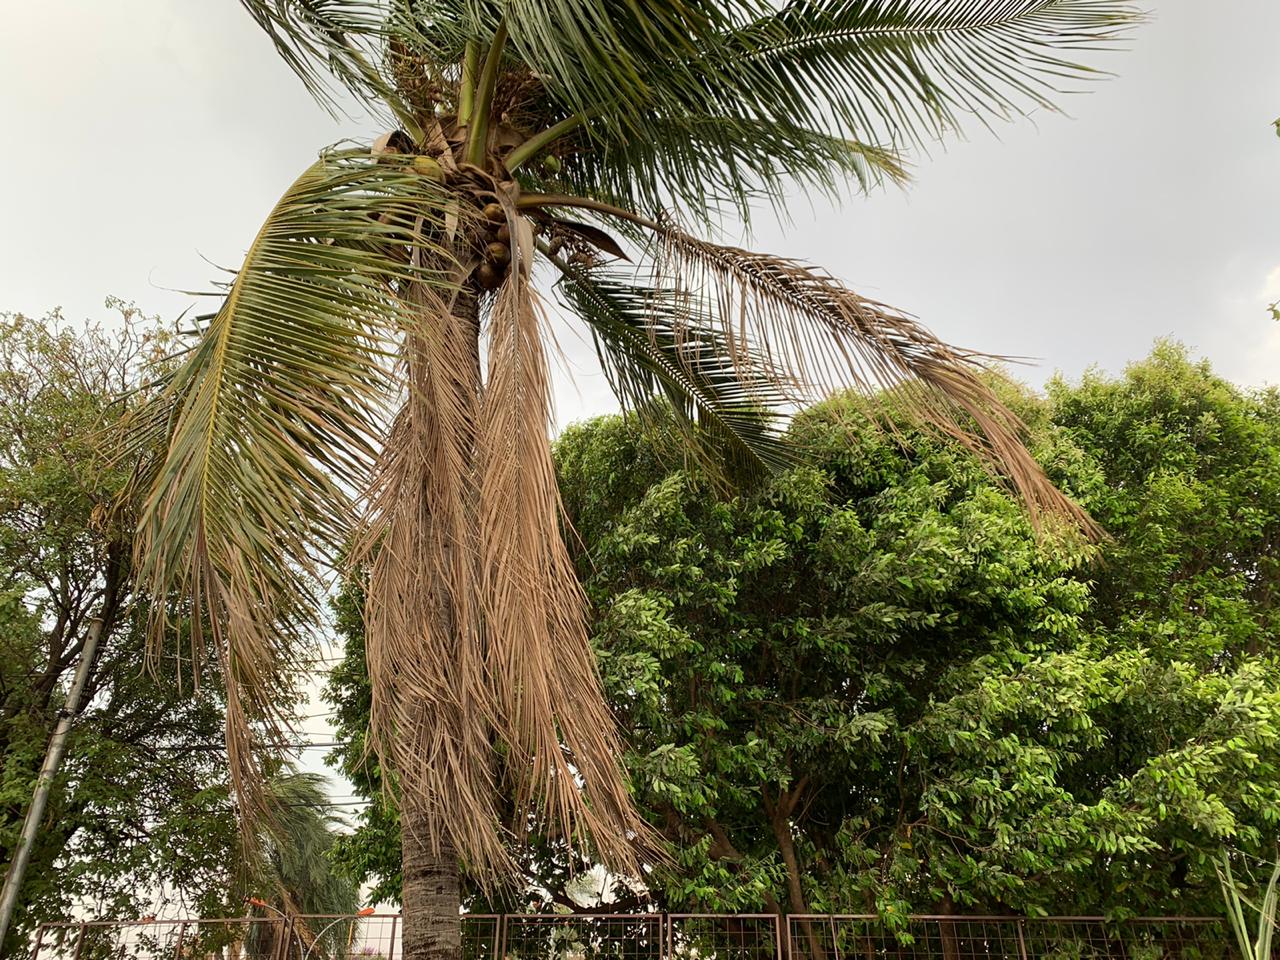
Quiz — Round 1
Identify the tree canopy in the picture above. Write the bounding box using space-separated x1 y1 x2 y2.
330 342 1280 918
0 308 238 946
0 308 356 951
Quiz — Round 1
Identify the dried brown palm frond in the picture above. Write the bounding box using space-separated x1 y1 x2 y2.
354 275 515 878
649 223 1100 535
473 242 652 879
356 197 653 883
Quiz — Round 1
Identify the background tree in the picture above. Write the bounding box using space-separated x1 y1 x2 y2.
0 308 240 953
135 3 1135 956
241 768 361 959
330 343 1280 919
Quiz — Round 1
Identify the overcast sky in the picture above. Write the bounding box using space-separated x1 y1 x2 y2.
4 2 1279 405
3 1 1279 853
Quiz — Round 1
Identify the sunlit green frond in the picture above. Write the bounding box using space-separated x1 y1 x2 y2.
130 149 458 832
554 262 795 484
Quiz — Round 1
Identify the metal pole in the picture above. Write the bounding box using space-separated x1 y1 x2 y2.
71 922 87 960
1016 920 1029 960
387 915 398 960
0 601 115 949
27 923 45 960
174 921 188 960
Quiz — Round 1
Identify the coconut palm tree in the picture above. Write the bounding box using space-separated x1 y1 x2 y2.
130 2 1134 958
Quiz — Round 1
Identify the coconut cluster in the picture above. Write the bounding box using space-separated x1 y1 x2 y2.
473 202 512 290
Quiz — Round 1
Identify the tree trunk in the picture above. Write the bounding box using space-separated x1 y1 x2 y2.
397 283 479 960
401 795 462 960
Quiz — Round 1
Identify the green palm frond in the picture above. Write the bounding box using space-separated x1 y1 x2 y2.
506 0 1136 217
239 0 425 129
703 0 1140 149
554 262 796 484
547 116 907 223
499 0 738 126
131 148 458 829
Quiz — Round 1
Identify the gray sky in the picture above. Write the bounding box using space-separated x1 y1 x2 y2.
3 2 1279 405
3 1 1279 863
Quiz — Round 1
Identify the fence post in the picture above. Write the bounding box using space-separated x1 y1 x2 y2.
492 914 502 960
173 921 188 959
830 916 842 960
70 922 86 960
497 913 509 960
776 914 786 960
387 915 398 960
1016 920 1029 960
27 923 46 960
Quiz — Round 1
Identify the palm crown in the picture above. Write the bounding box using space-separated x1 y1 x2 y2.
132 0 1135 895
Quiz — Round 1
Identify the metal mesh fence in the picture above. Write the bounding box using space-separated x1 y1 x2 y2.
27 915 1238 960
786 917 1233 960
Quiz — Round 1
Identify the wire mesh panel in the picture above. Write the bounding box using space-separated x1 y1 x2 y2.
786 918 1237 960
499 914 664 960
463 914 501 960
668 914 781 960
27 914 1241 960
31 918 299 960
1021 919 1232 960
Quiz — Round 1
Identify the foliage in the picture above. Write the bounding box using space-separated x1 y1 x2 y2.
244 768 361 957
329 343 1280 916
1217 853 1279 960
0 306 239 948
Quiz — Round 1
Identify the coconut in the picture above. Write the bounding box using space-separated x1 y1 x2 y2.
542 155 563 174
475 262 503 289
486 242 512 265
494 223 511 243
482 202 505 223
412 155 444 181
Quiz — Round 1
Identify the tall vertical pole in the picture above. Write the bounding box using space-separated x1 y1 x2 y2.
0 596 115 950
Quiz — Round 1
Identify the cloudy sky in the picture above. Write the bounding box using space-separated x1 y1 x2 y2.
4 2 1279 405
3 1 1278 838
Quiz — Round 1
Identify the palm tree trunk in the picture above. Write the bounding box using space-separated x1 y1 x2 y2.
398 283 479 960
401 795 462 960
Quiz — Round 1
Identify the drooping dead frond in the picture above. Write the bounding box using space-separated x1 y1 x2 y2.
652 224 1099 535
474 226 653 880
129 151 457 836
354 200 654 882
355 276 514 878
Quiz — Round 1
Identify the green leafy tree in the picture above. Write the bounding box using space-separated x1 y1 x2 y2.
557 344 1280 918
329 345 1280 919
0 308 240 953
134 3 1136 955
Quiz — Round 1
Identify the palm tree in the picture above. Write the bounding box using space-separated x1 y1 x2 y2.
243 769 361 958
130 3 1135 958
